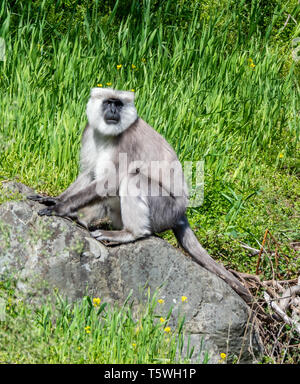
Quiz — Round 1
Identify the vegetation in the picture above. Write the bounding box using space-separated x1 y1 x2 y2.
0 281 204 364
0 0 299 363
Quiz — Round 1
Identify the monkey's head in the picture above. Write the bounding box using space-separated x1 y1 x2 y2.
86 88 138 136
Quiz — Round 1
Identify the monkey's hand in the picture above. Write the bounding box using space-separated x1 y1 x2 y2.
27 194 58 206
38 207 55 216
37 201 75 218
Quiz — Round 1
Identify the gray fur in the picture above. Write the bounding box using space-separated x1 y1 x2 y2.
173 215 252 304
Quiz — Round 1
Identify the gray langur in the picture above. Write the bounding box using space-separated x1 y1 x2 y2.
28 87 251 304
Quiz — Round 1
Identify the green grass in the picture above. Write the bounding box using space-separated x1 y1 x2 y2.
0 281 204 364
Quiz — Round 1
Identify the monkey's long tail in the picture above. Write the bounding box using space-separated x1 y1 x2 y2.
173 215 252 305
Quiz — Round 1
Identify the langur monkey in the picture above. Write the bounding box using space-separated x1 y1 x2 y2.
28 88 251 304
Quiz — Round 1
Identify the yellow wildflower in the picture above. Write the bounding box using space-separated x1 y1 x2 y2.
279 153 284 159
93 297 101 307
220 353 226 359
117 64 122 70
160 317 165 323
131 89 135 92
181 296 187 303
97 83 103 87
106 82 112 86
247 58 256 69
132 343 137 348
158 299 164 304
164 327 171 333
131 64 137 69
84 326 91 334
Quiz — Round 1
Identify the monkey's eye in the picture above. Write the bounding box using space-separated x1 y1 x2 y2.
115 100 123 107
103 98 123 108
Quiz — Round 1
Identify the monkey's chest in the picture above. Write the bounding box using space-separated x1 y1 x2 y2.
93 146 115 181
81 140 115 179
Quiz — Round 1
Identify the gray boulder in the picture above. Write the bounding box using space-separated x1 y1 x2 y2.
0 181 262 363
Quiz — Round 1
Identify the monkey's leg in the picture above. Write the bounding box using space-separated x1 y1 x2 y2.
90 175 152 243
77 200 115 230
89 196 151 242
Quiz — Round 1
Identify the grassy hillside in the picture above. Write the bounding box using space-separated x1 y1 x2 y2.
0 283 200 364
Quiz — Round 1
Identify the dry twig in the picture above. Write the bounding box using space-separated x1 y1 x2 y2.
264 292 300 336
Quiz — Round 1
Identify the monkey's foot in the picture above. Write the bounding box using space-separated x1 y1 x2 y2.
27 194 58 206
90 229 137 243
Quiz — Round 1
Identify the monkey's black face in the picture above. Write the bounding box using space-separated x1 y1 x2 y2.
102 98 123 124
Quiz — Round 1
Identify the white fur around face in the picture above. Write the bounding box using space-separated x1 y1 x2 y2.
86 88 138 136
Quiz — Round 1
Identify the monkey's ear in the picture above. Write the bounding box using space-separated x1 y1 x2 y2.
90 87 135 103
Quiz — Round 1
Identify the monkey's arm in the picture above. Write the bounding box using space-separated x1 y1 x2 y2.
58 171 92 201
27 171 92 205
38 178 116 217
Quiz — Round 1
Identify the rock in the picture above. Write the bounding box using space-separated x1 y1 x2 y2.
0 181 262 363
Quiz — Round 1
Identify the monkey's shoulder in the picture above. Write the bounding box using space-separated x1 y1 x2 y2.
119 118 178 162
